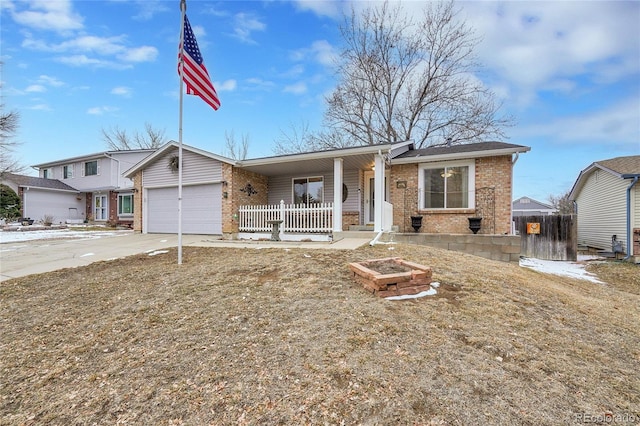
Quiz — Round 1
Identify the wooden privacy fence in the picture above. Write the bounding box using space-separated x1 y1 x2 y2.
239 201 333 233
514 215 577 261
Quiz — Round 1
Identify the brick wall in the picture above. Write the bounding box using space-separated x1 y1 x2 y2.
388 155 514 235
132 171 143 232
223 165 269 235
634 228 640 257
342 211 360 231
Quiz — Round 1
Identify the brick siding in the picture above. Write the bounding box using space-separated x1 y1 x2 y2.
388 155 514 234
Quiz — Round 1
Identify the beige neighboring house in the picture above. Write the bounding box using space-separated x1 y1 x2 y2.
1 173 82 224
569 155 640 260
24 149 157 226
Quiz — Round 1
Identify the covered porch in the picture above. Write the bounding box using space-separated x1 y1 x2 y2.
234 142 411 239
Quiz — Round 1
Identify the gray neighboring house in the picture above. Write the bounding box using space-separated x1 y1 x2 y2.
569 155 640 260
512 196 556 217
1 173 83 224
3 149 157 226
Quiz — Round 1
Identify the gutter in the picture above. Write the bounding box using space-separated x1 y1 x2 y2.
623 175 639 261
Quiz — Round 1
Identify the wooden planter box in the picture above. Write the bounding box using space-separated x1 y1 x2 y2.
348 257 433 298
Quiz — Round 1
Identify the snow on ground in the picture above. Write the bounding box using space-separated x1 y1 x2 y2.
519 255 604 284
0 227 130 243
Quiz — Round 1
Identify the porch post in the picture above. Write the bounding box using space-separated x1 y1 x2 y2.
333 158 343 232
374 153 385 232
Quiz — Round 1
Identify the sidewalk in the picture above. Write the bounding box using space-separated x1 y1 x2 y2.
0 232 371 282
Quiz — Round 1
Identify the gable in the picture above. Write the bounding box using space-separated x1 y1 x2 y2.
142 147 224 187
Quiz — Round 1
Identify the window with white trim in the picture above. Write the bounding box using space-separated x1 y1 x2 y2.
293 177 323 205
418 160 475 209
63 164 74 179
42 168 52 179
84 160 99 176
118 193 134 216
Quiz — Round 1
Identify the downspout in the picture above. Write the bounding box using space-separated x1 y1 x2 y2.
510 153 520 234
623 175 639 261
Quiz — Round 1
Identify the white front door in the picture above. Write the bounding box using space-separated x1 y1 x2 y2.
364 171 389 225
94 195 108 221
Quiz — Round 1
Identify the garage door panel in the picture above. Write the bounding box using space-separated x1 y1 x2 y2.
147 185 221 234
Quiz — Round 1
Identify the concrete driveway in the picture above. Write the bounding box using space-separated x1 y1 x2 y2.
0 230 370 282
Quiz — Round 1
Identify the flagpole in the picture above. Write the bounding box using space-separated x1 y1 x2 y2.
177 0 186 265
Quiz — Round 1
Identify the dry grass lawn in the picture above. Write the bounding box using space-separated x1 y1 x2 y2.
1 243 639 425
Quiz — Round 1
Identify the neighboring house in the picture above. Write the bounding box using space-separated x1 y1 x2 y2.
569 155 640 259
1 173 83 224
512 196 557 216
124 140 530 239
29 149 156 226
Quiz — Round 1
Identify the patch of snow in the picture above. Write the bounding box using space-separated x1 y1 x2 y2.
148 250 169 256
519 257 603 284
80 253 94 257
430 281 440 288
386 284 439 301
0 228 128 243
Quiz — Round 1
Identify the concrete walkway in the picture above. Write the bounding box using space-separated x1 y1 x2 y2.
0 232 371 282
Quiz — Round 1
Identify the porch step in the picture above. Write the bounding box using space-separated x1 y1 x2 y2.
349 225 375 231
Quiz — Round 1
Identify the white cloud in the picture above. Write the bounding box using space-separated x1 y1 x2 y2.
57 55 132 70
216 80 237 91
291 40 338 68
25 84 46 93
117 46 158 62
292 0 342 19
283 82 307 95
515 97 640 149
232 12 266 44
37 75 64 87
461 1 640 102
130 0 169 21
246 78 275 90
28 103 52 111
111 86 132 97
87 106 118 115
9 0 83 32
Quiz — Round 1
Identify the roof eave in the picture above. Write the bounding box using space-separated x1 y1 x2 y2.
238 141 412 168
391 146 530 164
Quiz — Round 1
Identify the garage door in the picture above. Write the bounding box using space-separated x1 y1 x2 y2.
146 184 222 234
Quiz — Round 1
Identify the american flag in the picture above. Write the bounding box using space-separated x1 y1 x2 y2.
179 15 220 110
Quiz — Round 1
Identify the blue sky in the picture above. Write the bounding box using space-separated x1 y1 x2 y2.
2 0 639 203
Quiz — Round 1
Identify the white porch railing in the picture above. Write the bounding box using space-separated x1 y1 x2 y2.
239 200 333 233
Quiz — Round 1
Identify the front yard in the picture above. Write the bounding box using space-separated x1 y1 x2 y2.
1 243 638 425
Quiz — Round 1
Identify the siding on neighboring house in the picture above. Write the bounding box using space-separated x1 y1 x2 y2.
142 148 223 187
575 169 628 251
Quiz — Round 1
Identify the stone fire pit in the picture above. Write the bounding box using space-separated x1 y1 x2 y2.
348 257 433 298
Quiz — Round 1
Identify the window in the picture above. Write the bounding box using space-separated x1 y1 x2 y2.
419 160 474 209
84 160 98 176
293 177 323 205
42 168 52 179
63 165 74 179
118 194 134 216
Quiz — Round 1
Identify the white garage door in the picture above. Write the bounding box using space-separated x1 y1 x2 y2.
146 184 222 234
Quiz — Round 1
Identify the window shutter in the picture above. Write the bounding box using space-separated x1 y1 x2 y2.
97 160 100 176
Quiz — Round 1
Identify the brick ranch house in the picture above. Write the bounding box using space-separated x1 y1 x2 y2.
124 140 530 250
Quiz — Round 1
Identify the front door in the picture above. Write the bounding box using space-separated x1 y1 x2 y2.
364 171 389 225
94 195 107 221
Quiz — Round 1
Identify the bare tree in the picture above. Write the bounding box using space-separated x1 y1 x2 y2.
0 106 25 175
273 120 351 155
548 190 574 215
224 130 250 160
323 0 511 149
102 122 166 150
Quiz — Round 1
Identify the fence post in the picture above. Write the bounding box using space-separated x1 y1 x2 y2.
279 200 285 238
